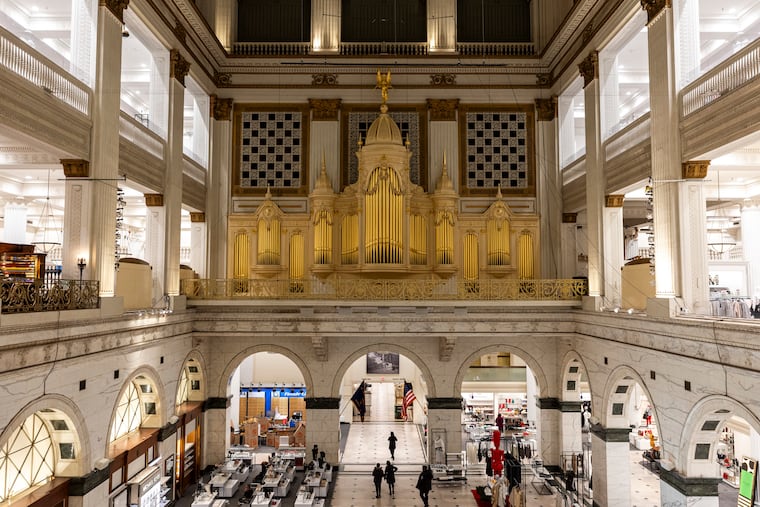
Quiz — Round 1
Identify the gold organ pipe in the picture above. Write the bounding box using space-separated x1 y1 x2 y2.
290 233 304 280
234 231 249 278
464 233 478 280
518 230 534 279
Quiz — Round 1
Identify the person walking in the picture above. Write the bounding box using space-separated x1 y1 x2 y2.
416 465 433 507
388 431 398 460
372 463 384 498
384 460 398 497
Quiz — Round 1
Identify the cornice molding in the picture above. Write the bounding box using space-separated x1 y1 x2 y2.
213 72 232 87
172 18 187 44
211 95 233 121
681 160 709 179
61 159 90 178
535 97 557 121
605 194 625 207
309 99 341 121
427 99 459 121
99 0 129 25
579 51 598 88
170 49 191 87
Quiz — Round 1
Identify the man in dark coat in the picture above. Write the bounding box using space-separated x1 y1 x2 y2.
372 463 384 498
416 465 434 507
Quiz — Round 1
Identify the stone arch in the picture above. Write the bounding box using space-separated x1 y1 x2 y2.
217 344 314 398
452 343 549 398
330 342 437 398
175 349 207 406
559 351 594 402
105 366 167 449
0 394 91 479
597 365 655 432
678 395 760 477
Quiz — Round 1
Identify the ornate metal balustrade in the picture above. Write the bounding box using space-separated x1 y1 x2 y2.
0 280 100 314
181 278 588 302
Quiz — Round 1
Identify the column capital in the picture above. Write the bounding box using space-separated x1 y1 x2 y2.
309 99 342 121
189 212 205 223
203 396 231 410
145 193 164 207
641 0 672 24
589 423 630 442
211 95 233 121
535 97 557 121
681 160 710 179
60 159 90 178
660 469 720 497
562 213 578 223
99 0 129 24
578 51 599 88
427 398 462 410
170 49 191 87
605 194 625 207
213 71 232 87
305 397 340 409
426 99 459 121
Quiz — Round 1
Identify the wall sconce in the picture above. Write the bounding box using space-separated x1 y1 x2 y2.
77 257 86 284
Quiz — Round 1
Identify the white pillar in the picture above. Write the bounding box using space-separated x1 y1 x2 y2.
427 0 456 52
70 0 96 85
536 98 561 278
60 160 93 280
311 0 340 53
560 214 578 278
305 400 341 463
426 398 463 461
208 97 232 279
679 163 710 314
675 0 701 87
4 201 28 244
536 399 560 467
741 200 760 298
646 3 682 300
660 471 720 507
144 199 166 306
560 404 583 457
148 51 169 136
589 426 631 507
603 197 624 308
189 213 207 278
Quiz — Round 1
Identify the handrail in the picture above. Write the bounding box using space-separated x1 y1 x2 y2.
339 42 429 56
456 42 535 57
0 25 90 115
0 279 100 314
232 42 311 56
681 38 760 117
603 112 650 162
181 278 588 301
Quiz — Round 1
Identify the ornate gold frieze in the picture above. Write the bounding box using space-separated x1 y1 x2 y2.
605 194 625 208
309 99 341 121
430 73 456 86
213 72 232 87
311 73 338 86
190 212 206 223
535 98 557 122
211 95 233 121
173 19 187 44
681 160 709 179
170 49 190 86
426 99 459 121
578 51 598 87
641 0 671 24
536 73 552 87
562 213 578 223
99 0 129 24
145 193 164 207
60 159 90 178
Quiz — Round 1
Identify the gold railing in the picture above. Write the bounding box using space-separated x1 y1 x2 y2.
0 280 100 314
181 278 588 301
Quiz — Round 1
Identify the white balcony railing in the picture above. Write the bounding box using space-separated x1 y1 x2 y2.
119 111 166 160
0 25 90 115
681 38 760 117
604 112 651 162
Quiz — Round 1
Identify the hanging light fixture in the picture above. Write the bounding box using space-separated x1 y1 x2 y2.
707 168 737 255
32 169 61 254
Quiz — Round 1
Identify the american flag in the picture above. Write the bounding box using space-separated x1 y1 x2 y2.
401 382 416 420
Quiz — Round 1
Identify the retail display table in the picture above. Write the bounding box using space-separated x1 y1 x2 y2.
294 490 315 506
191 492 218 507
249 491 273 506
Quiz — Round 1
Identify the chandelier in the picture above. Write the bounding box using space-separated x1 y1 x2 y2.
707 168 736 255
32 169 61 254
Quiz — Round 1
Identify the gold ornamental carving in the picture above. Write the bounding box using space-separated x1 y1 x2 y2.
430 73 456 86
211 95 233 121
100 0 129 24
213 72 232 87
682 160 709 179
535 98 557 122
562 213 577 223
582 23 594 44
145 193 164 207
170 49 190 87
60 159 90 178
536 73 552 87
190 212 206 223
426 99 459 121
641 0 672 24
311 73 338 86
578 51 598 87
173 19 187 44
605 194 625 208
309 99 341 121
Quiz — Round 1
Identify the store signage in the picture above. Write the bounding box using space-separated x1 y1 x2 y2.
737 457 757 507
239 387 306 397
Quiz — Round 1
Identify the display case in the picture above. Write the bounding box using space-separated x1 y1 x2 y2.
128 465 162 507
0 244 45 281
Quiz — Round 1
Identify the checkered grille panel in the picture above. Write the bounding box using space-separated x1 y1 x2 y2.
465 111 528 190
239 111 303 190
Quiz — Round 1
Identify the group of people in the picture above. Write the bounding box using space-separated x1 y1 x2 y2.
371 462 433 506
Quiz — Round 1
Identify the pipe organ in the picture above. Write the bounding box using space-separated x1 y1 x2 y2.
228 95 540 282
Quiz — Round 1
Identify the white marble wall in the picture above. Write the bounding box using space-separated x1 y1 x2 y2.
427 408 463 459
560 411 583 455
203 408 228 466
660 481 718 507
590 436 630 506
537 407 560 466
305 408 341 463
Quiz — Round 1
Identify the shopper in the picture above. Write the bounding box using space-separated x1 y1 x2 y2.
384 460 398 497
388 431 398 460
416 465 433 507
372 462 384 498
312 444 319 461
495 413 504 433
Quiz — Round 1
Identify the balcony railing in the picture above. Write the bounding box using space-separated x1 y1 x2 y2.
181 278 588 302
456 42 535 57
0 25 90 115
230 41 535 57
340 42 429 56
681 37 760 117
0 279 100 314
232 42 311 56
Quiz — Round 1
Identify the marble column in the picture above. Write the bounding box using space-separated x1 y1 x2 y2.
427 99 459 193
427 0 456 52
560 402 583 457
644 2 682 300
579 51 605 299
164 50 189 297
660 470 720 507
427 398 463 461
603 195 624 308
560 213 578 278
680 161 710 314
208 96 232 279
308 99 341 192
189 213 207 278
536 97 561 278
143 194 166 306
589 425 631 507
3 201 28 244
311 0 340 52
203 397 231 468
536 398 560 467
305 398 341 463
60 159 91 280
89 1 127 297
741 199 760 297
